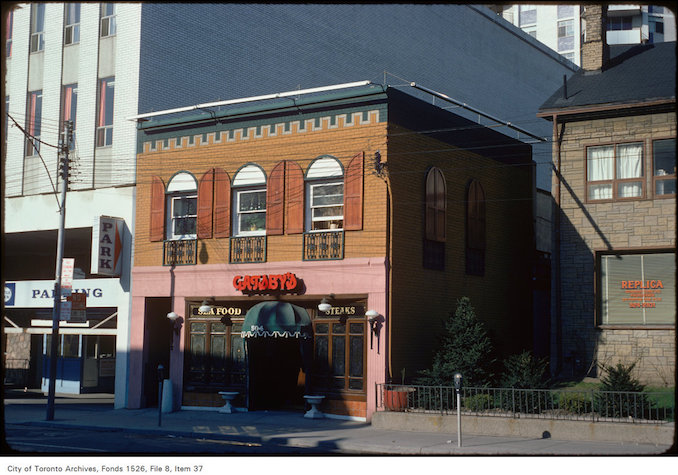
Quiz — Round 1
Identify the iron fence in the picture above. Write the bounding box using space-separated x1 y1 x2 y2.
230 236 266 263
163 239 197 266
376 383 674 424
303 231 344 260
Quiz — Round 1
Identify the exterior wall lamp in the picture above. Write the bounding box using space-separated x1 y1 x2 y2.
167 311 184 335
318 294 335 313
366 309 382 351
199 298 215 313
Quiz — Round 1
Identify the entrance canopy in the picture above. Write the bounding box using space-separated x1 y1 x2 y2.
241 301 312 339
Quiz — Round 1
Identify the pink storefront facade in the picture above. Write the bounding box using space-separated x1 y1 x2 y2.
129 257 388 420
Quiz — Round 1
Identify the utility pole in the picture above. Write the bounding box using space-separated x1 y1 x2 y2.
46 120 72 421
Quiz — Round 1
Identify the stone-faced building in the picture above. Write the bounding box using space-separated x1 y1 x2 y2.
538 6 676 385
129 83 536 420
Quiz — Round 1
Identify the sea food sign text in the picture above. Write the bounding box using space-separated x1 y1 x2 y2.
621 280 664 309
233 273 300 293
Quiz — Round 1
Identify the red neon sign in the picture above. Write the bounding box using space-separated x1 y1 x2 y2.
233 272 299 293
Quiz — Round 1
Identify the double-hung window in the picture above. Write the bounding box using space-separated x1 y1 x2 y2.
100 3 117 37
305 156 344 232
166 172 198 240
30 4 45 53
557 19 575 52
518 5 536 27
96 77 114 147
25 91 42 156
232 164 267 236
587 143 644 201
64 3 81 45
653 139 676 196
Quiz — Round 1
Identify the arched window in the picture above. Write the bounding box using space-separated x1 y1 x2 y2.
306 156 345 231
232 164 266 236
423 167 446 270
166 171 198 240
466 179 486 276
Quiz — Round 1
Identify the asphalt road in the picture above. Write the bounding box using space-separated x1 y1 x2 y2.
3 424 343 455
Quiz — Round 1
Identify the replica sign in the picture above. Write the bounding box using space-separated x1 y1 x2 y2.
91 216 124 276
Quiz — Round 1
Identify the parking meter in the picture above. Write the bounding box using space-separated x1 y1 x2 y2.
157 365 165 427
454 372 463 391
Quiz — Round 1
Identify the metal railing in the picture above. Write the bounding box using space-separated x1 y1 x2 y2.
303 231 344 260
163 239 197 266
376 383 674 424
230 236 266 263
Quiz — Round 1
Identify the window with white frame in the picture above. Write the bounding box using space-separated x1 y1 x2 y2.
653 138 676 196
100 3 117 37
587 143 644 201
166 172 198 240
232 164 267 236
96 77 114 147
30 4 45 53
557 19 575 52
306 157 344 231
25 90 42 156
64 3 80 45
598 252 675 325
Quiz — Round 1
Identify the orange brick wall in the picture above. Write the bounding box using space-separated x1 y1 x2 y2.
135 113 389 267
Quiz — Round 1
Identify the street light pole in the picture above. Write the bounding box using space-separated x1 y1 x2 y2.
46 121 72 421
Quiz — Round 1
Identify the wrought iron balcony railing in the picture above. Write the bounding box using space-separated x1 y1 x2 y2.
163 239 197 266
303 231 344 261
230 236 267 263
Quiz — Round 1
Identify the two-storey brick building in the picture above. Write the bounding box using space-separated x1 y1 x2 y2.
538 6 676 385
129 83 535 420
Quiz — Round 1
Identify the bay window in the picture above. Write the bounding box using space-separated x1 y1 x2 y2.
587 143 644 201
598 252 675 326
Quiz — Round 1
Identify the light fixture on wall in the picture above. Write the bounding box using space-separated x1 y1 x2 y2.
318 294 335 313
199 297 216 313
366 309 382 351
167 311 184 335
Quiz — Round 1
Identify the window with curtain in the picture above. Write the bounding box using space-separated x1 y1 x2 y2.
587 143 644 201
96 77 114 147
6 10 13 57
599 252 675 325
64 3 81 45
653 138 676 197
61 84 77 150
231 164 267 236
25 91 42 156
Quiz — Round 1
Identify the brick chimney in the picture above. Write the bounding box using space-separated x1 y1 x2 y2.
581 5 610 72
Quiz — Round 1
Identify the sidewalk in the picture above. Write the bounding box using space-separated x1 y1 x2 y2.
3 391 675 455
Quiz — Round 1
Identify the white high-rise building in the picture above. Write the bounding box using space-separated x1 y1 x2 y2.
492 4 676 65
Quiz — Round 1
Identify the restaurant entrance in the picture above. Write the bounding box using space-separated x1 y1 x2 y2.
247 338 305 410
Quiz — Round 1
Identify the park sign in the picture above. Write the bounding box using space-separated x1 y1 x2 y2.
91 216 124 276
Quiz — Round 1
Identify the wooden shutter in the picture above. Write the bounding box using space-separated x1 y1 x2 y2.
197 169 214 239
266 161 285 235
149 176 166 242
285 161 305 234
344 152 364 231
213 168 231 238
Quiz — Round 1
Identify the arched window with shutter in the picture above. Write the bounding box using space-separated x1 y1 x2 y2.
466 179 486 276
164 171 198 241
305 155 345 232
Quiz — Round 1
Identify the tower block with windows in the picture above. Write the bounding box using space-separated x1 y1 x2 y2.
130 84 535 419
